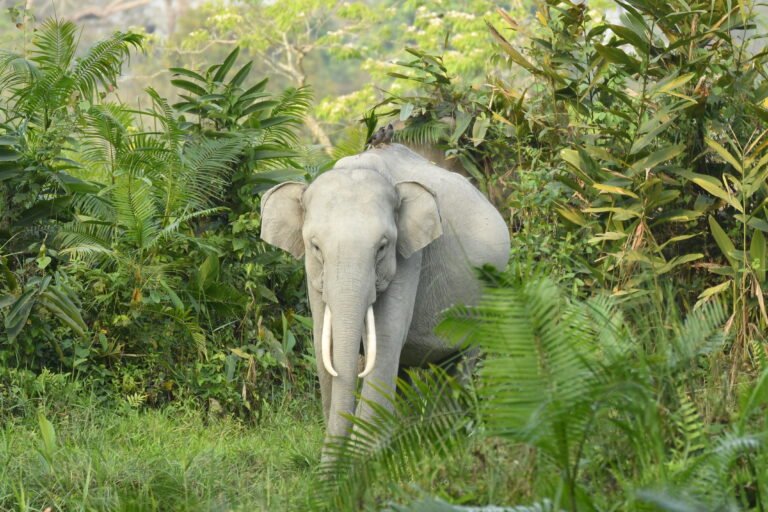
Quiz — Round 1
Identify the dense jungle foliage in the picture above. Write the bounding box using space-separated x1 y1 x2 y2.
2 0 768 511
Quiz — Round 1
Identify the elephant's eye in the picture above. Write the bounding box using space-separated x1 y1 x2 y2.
377 239 388 256
310 240 322 260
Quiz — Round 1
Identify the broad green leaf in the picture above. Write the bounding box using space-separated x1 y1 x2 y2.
698 280 732 300
655 253 704 274
471 116 490 146
659 233 699 250
4 288 37 341
652 72 696 96
735 215 768 232
654 209 703 224
37 412 57 468
400 103 415 121
241 100 279 116
709 215 739 269
595 44 641 70
450 110 472 145
38 294 86 338
706 137 743 174
556 207 587 226
170 79 208 96
630 119 674 155
0 147 20 162
169 67 206 82
228 61 253 88
588 231 627 244
608 24 648 53
159 279 185 313
593 183 639 198
486 21 540 75
629 145 684 174
584 206 641 219
689 174 744 212
199 254 220 287
213 46 240 83
38 286 87 337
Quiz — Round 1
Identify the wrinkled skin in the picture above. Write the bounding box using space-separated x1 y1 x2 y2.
261 144 509 458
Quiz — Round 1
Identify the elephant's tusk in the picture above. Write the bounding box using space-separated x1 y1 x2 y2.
321 305 338 377
358 306 377 378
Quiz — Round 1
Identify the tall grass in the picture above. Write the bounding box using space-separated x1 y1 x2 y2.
0 378 323 511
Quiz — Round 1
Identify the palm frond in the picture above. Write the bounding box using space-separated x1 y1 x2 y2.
331 125 368 160
270 85 313 119
262 86 312 146
55 222 116 266
174 136 244 211
71 31 143 101
669 299 728 368
146 87 185 151
30 19 78 71
439 278 600 447
152 207 228 246
17 66 70 116
395 119 449 146
72 192 115 221
112 179 160 251
315 369 473 510
0 53 39 97
79 103 132 171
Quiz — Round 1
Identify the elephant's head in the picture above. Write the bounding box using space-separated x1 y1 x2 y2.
260 169 442 382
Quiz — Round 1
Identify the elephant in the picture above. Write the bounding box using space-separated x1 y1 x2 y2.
260 143 509 456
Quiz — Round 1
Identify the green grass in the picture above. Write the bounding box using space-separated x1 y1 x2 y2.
0 391 325 511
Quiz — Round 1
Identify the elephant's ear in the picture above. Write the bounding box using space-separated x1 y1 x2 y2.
395 181 443 258
260 181 307 258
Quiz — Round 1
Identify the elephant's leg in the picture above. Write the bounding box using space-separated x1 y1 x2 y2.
355 252 422 423
308 287 332 423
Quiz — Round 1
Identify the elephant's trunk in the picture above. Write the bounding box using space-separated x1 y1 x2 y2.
321 263 376 439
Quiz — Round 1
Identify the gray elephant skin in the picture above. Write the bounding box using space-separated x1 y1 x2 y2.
260 144 509 455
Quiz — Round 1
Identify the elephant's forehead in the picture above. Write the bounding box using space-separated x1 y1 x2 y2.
304 169 396 209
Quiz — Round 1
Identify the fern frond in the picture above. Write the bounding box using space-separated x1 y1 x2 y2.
671 388 706 460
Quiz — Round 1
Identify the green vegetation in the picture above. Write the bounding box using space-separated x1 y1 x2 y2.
3 0 768 510
0 369 323 510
